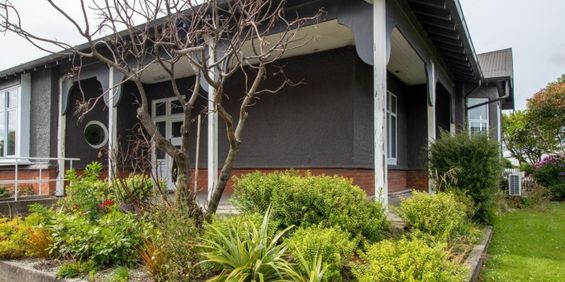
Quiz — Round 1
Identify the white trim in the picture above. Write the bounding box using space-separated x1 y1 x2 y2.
84 120 109 149
18 74 31 159
108 67 117 178
427 60 437 194
56 77 67 196
373 0 388 208
386 91 397 166
207 43 219 202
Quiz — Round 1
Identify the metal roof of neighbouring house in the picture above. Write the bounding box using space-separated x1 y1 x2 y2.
478 48 514 80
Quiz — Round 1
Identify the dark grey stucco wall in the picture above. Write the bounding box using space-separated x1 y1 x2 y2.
406 85 428 170
65 78 108 168
30 69 56 158
436 83 451 137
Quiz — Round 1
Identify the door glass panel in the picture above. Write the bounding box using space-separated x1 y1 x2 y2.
172 121 182 138
155 102 166 116
156 121 166 136
171 100 183 114
7 110 16 156
391 115 397 158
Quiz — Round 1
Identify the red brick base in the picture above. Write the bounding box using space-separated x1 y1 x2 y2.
0 169 58 196
190 168 428 196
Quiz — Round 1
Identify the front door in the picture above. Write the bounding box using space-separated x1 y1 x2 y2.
152 98 184 190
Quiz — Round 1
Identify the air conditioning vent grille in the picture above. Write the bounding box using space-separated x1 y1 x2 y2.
508 174 521 196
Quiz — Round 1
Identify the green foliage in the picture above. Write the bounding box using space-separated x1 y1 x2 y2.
56 260 97 279
112 174 155 206
232 171 388 242
0 217 28 259
0 185 10 198
48 208 150 267
109 266 129 282
287 226 357 281
352 237 467 282
429 132 503 223
398 191 472 243
200 207 296 281
532 155 565 199
503 111 551 165
63 162 114 220
142 205 203 281
292 249 328 282
528 78 565 153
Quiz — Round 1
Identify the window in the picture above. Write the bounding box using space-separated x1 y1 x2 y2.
467 98 489 135
0 86 19 157
387 91 397 165
84 121 108 149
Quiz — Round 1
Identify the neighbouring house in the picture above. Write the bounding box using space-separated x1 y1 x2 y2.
0 0 514 207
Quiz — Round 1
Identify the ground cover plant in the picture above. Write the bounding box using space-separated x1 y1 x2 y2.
482 202 565 281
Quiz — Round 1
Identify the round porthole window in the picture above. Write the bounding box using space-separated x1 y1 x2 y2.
84 121 108 149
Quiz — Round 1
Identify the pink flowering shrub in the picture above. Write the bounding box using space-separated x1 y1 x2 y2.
532 154 565 199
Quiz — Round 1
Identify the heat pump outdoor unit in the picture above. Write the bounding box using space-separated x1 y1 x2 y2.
508 173 522 196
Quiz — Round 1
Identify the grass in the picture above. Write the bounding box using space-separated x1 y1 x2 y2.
481 202 565 281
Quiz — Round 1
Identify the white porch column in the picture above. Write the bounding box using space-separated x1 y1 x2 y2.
373 0 388 208
56 77 67 196
108 67 117 179
427 60 437 193
207 44 219 201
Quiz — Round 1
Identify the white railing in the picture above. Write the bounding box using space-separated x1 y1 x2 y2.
0 157 80 201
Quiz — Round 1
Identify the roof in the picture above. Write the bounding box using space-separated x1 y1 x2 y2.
478 48 514 79
406 0 483 83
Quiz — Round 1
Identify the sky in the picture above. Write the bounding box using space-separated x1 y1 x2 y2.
1 0 564 110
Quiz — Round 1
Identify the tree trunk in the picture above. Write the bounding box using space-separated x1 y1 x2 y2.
174 156 203 223
206 144 240 217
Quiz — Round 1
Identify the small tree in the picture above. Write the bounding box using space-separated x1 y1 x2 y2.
527 76 565 154
503 110 551 166
0 0 322 219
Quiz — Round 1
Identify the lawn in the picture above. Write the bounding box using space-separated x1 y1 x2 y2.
481 202 565 281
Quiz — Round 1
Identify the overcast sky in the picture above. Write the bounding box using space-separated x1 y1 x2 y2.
1 0 564 110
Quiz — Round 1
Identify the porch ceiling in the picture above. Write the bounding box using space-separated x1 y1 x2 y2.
406 0 482 83
387 29 426 86
140 20 355 83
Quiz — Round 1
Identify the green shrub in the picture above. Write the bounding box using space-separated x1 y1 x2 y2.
200 207 296 281
429 132 503 223
0 185 10 198
48 208 150 267
532 155 565 199
287 226 357 281
232 171 388 242
352 237 467 282
63 162 113 220
142 205 203 281
398 191 472 243
0 217 28 259
112 174 156 206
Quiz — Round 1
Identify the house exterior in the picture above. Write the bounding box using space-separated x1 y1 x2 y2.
0 0 514 206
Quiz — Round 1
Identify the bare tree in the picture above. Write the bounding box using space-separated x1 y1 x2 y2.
1 0 323 220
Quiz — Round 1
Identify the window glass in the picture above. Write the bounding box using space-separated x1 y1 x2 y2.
467 98 488 135
172 121 182 138
0 92 4 109
156 121 166 136
7 91 17 108
7 110 16 155
387 92 398 163
171 100 183 114
390 115 397 158
84 121 108 149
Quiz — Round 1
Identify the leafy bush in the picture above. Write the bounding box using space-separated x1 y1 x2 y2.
532 154 565 199
48 208 150 267
398 192 472 243
232 171 388 242
0 218 28 259
352 237 467 282
429 132 503 223
141 205 203 281
200 207 296 281
287 226 357 281
109 266 129 282
63 162 113 220
0 185 10 198
112 174 156 207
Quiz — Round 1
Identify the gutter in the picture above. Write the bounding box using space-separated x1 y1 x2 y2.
466 80 511 110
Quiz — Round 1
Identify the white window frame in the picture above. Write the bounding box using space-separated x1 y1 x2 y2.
0 74 31 164
387 91 397 165
467 98 489 135
0 86 19 157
